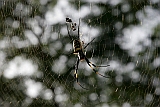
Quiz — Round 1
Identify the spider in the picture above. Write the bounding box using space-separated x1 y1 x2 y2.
66 17 110 89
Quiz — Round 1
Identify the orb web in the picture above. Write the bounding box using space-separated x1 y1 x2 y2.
0 0 160 107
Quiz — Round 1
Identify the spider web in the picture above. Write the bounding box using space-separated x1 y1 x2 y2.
0 0 160 107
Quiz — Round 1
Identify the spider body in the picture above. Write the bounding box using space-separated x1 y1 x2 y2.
66 17 110 89
73 39 85 61
73 39 82 54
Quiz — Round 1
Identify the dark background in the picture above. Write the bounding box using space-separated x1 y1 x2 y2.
0 0 160 107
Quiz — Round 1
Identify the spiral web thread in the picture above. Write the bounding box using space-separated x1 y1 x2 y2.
0 0 160 107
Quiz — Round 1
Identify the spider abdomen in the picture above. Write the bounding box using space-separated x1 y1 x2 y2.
73 40 85 61
73 40 82 54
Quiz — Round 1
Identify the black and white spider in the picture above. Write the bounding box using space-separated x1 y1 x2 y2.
66 17 110 89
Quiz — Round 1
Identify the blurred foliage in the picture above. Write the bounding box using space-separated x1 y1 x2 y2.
0 0 160 107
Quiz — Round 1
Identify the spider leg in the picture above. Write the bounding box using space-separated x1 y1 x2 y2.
66 22 74 41
66 18 72 23
74 58 88 90
78 18 80 39
84 38 95 49
84 56 110 78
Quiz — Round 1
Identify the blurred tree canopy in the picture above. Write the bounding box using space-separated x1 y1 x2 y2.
0 0 160 107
